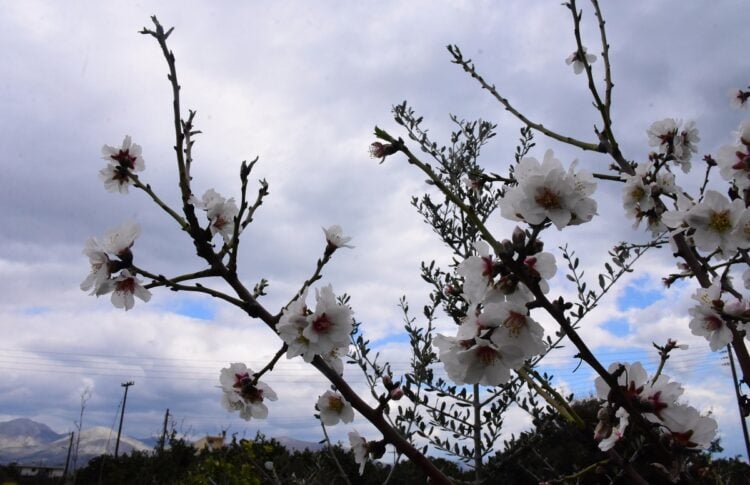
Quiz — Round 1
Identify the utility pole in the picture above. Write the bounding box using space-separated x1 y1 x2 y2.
114 381 134 458
61 431 74 483
726 346 750 460
159 408 170 452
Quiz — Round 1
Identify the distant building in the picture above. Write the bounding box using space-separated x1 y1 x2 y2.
193 433 225 452
17 464 64 478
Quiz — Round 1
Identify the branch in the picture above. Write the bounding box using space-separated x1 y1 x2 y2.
130 175 189 230
251 344 288 385
447 45 604 154
134 266 246 309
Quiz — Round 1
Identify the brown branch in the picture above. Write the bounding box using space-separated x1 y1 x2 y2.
447 45 604 154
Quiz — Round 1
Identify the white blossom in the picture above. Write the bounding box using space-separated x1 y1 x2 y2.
219 363 277 421
477 301 547 357
683 190 746 255
317 390 354 426
301 285 353 357
322 225 354 250
735 119 750 145
647 118 697 172
207 197 239 243
661 404 718 449
109 269 151 310
80 237 111 295
565 46 596 74
278 290 317 362
717 136 750 189
348 430 368 475
457 240 494 304
501 150 597 229
100 135 145 194
524 251 557 293
455 337 525 386
103 220 141 257
598 407 629 451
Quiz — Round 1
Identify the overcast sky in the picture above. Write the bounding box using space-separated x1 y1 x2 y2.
1 0 748 462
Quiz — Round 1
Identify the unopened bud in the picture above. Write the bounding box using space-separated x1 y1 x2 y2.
390 388 404 400
264 461 274 471
382 375 393 388
499 239 514 255
369 439 387 460
369 142 398 162
512 227 526 247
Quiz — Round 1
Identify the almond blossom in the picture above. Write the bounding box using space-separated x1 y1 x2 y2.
598 407 629 451
348 430 369 475
192 189 239 243
279 285 353 361
454 337 525 386
717 121 750 189
647 118 697 172
317 390 354 426
456 240 495 304
500 150 597 230
524 251 557 294
661 404 718 449
80 237 111 295
565 46 596 74
688 280 734 351
103 220 141 257
219 363 277 421
109 269 151 311
683 190 746 255
278 290 317 362
100 135 145 194
302 285 353 354
207 197 239 243
322 225 354 252
477 301 547 357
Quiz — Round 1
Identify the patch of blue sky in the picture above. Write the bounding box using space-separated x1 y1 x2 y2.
163 297 216 320
22 306 50 315
601 317 630 337
616 275 664 311
372 332 410 347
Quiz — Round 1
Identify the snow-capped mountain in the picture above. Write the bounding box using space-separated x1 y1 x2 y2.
0 418 64 449
0 419 149 466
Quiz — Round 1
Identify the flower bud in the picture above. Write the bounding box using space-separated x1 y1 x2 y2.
512 227 526 247
369 142 398 161
499 239 514 255
264 461 274 471
389 388 404 401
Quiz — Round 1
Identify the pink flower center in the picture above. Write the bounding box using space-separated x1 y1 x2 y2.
312 314 332 333
115 277 135 294
504 311 527 335
703 315 724 331
647 391 668 418
213 215 230 231
111 149 138 170
535 187 561 209
481 256 493 278
476 345 498 366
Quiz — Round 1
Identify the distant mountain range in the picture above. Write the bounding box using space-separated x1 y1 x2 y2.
0 418 324 468
0 418 150 467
